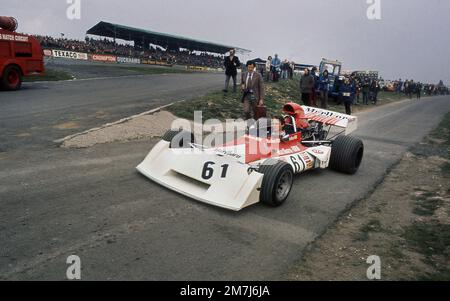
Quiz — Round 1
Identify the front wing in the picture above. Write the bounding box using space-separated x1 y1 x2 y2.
136 141 264 211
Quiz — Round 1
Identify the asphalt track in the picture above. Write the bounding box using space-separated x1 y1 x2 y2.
0 71 224 152
1 73 449 280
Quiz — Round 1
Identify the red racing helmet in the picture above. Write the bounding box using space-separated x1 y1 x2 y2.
282 102 309 129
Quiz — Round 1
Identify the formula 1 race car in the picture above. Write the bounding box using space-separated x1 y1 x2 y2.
137 103 364 211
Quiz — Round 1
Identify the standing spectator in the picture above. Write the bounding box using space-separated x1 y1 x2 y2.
409 80 416 99
370 79 380 104
362 77 370 105
396 79 403 93
340 77 355 115
300 68 315 106
241 61 265 120
318 69 330 109
416 82 422 99
350 76 357 105
404 80 410 97
223 49 241 93
310 67 319 107
288 61 295 79
265 56 272 82
355 78 361 104
405 80 414 99
281 59 289 79
271 54 281 82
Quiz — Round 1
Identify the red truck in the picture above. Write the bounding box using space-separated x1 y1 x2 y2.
0 16 44 91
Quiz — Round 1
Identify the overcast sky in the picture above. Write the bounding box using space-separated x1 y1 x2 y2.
4 0 450 84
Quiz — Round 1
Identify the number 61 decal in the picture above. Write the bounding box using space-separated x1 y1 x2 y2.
201 162 229 180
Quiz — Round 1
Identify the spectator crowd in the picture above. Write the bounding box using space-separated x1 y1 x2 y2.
240 52 449 116
260 55 295 82
34 34 448 117
35 35 224 68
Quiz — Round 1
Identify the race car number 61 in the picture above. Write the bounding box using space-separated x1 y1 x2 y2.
202 162 229 180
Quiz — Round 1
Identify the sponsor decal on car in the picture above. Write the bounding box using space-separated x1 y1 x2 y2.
311 149 324 155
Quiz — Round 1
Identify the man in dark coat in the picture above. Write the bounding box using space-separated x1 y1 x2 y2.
223 49 241 93
370 79 380 104
318 70 330 109
340 77 356 115
300 69 315 106
362 77 370 105
416 82 422 99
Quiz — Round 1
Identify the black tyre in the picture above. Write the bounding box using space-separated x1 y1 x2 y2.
329 135 364 174
1 65 22 91
258 159 294 207
162 129 194 149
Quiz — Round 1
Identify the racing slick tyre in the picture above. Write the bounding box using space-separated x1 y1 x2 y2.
162 129 195 149
330 135 364 174
258 159 294 207
1 65 22 91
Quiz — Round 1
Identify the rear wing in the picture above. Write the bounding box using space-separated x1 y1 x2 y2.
302 106 358 135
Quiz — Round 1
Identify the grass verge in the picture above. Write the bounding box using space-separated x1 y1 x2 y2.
167 77 413 120
24 69 74 82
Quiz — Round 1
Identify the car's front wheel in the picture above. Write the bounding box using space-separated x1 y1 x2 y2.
329 135 364 174
258 159 294 207
162 129 195 149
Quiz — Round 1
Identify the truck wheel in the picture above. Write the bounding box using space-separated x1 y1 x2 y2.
329 135 364 174
258 159 294 207
162 129 194 149
1 66 22 91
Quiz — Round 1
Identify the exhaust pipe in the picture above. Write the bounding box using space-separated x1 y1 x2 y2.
0 16 18 32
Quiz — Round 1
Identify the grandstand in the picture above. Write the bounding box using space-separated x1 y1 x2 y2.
37 21 251 69
86 21 251 55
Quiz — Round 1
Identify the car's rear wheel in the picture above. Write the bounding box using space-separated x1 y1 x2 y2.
1 65 22 91
162 129 195 149
258 159 294 207
329 135 364 174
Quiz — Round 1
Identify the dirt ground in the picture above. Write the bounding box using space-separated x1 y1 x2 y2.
59 110 177 148
282 113 450 281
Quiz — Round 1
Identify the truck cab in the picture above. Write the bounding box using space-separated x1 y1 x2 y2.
319 58 342 99
0 17 44 91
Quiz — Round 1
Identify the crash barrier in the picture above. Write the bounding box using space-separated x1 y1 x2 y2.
49 49 88 60
141 59 173 67
43 48 220 70
117 56 141 64
186 65 208 71
91 54 117 63
186 66 222 72
44 49 142 65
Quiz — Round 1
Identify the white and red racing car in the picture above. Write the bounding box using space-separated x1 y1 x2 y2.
137 103 363 211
